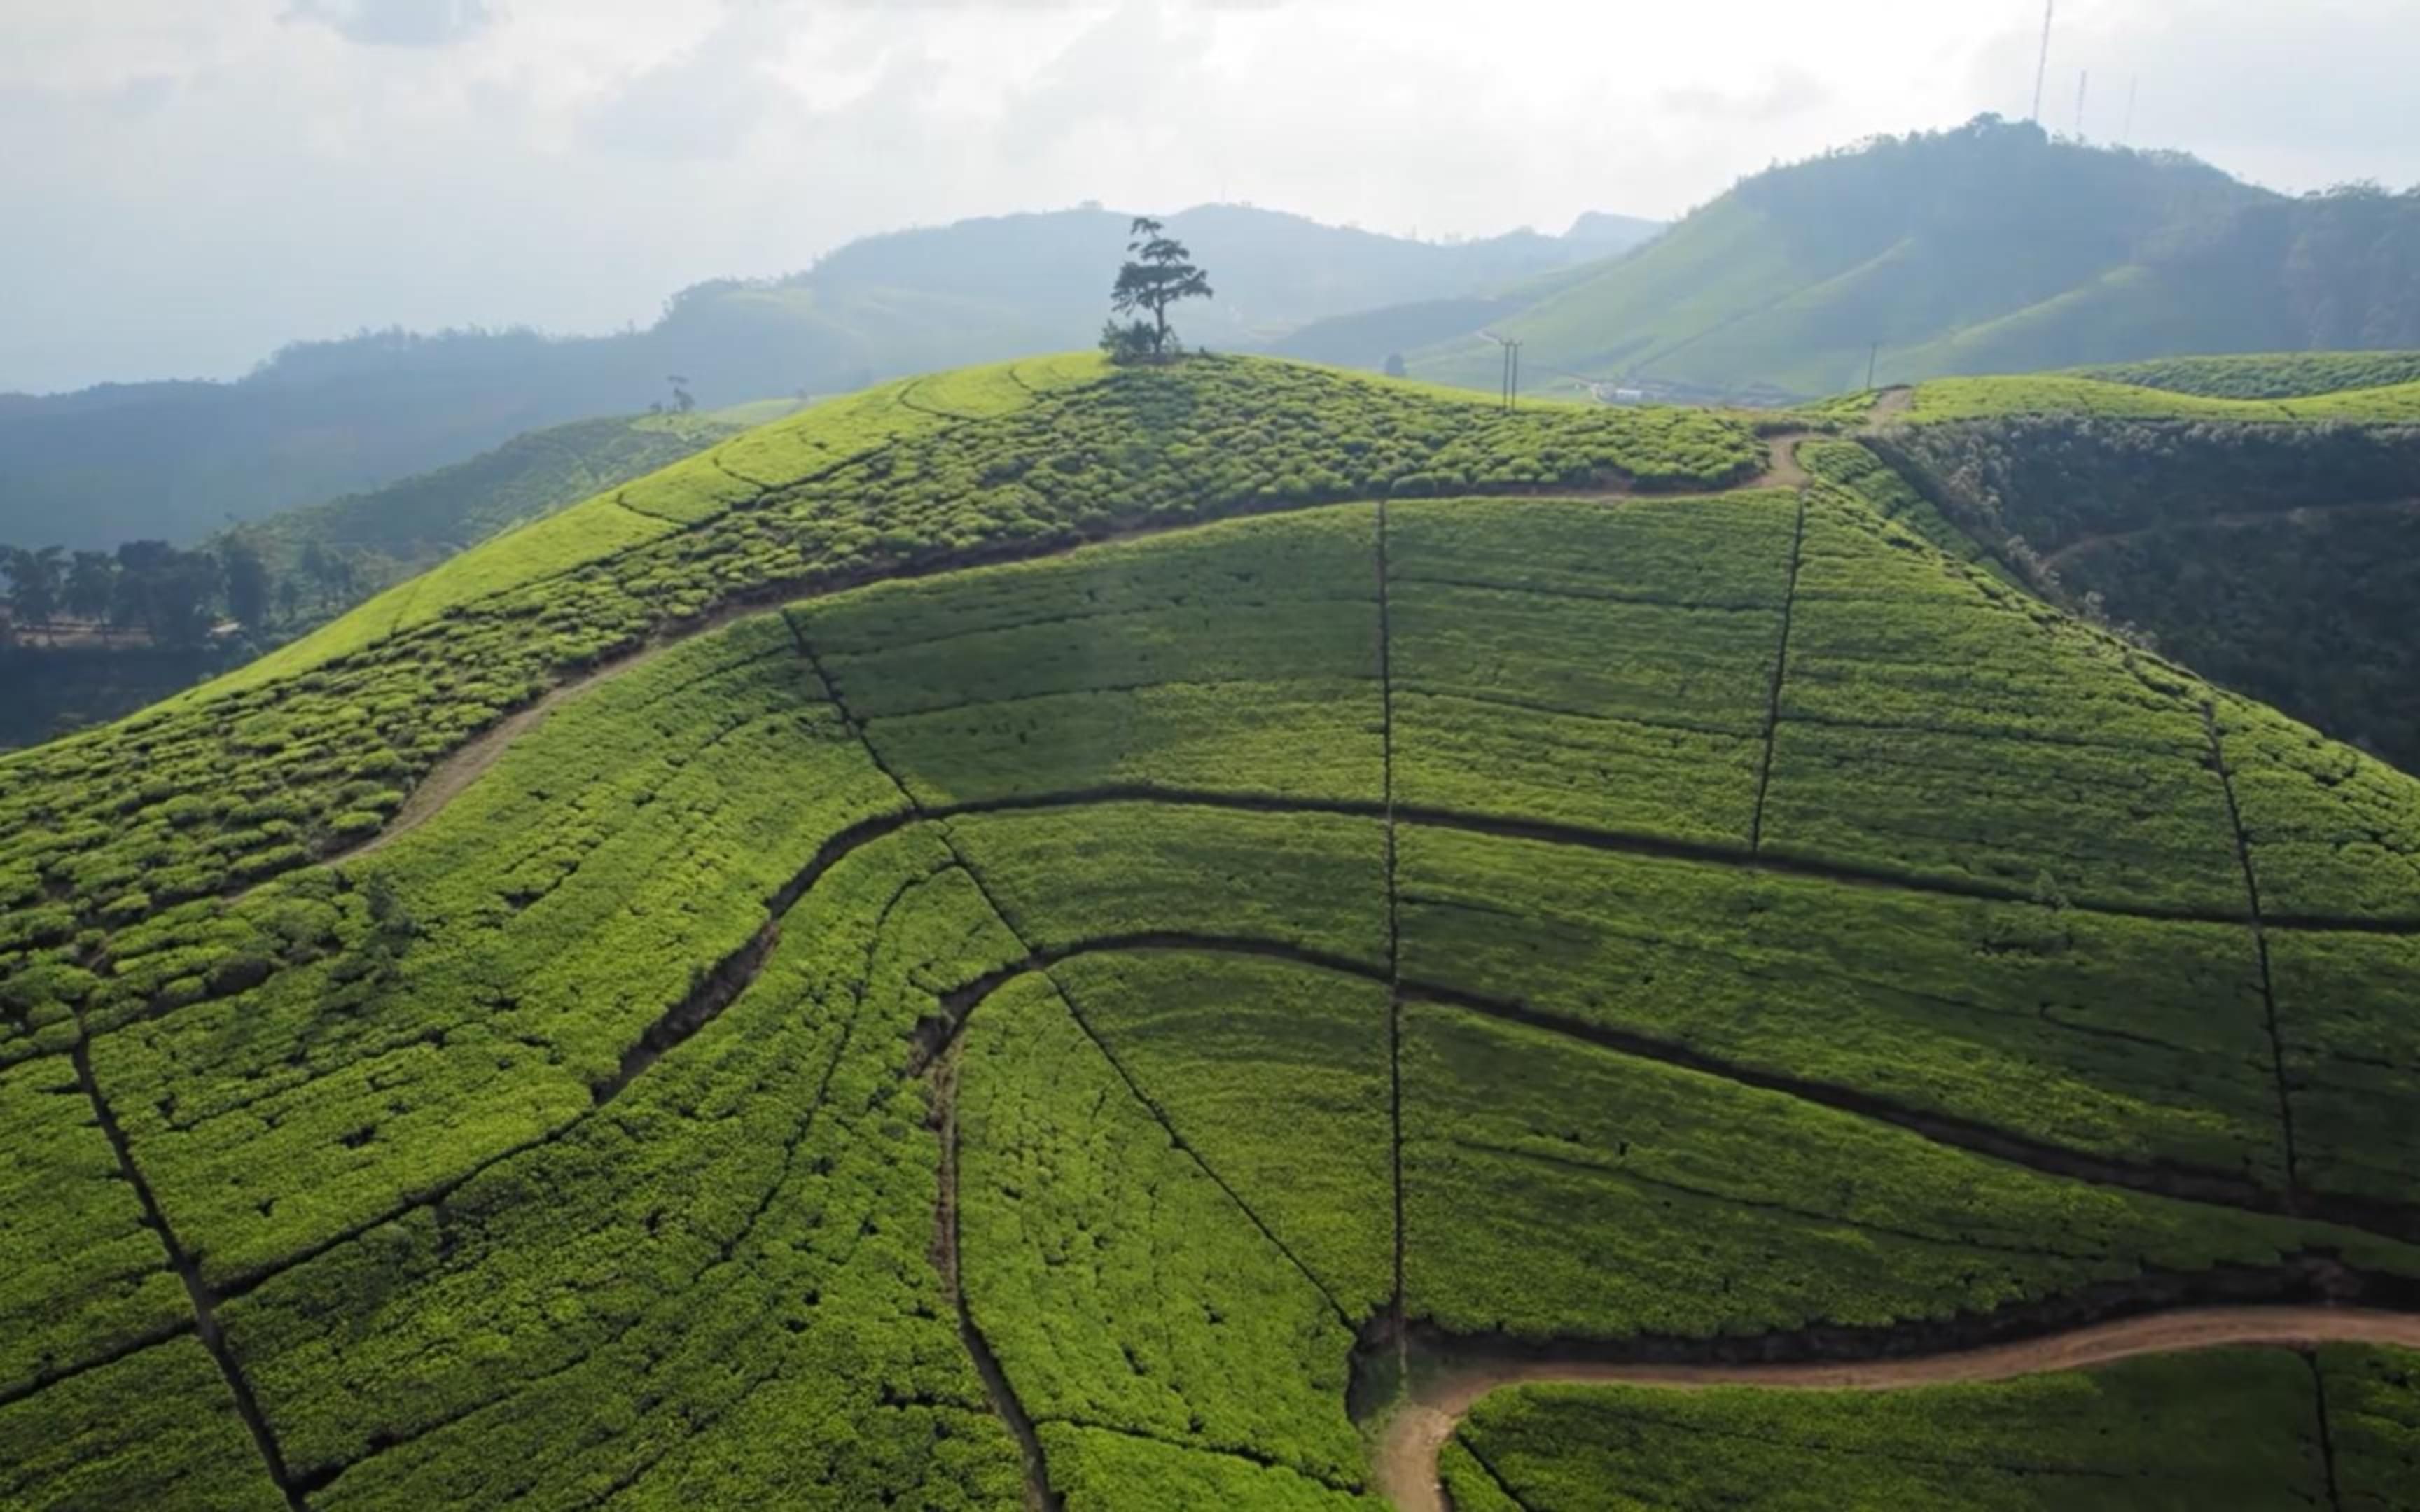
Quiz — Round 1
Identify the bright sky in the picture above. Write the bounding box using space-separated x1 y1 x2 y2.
6 0 2416 392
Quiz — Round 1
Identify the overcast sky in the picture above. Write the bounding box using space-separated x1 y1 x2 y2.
6 0 2416 393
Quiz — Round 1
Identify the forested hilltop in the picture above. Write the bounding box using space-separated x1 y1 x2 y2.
4 354 2418 1509
1391 117 2420 400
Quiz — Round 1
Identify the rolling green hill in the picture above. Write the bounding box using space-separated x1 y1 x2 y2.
1864 368 2420 774
4 356 2418 1509
1400 118 2420 401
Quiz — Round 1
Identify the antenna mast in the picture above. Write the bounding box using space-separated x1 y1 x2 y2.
2030 1 2054 122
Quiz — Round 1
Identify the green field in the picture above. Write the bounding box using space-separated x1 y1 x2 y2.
3 354 2417 1508
1444 1344 2420 1511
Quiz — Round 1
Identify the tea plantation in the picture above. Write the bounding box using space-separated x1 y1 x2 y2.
3 354 2416 1509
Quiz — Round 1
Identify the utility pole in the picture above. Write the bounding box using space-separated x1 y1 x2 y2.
2075 69 2089 140
1866 342 1880 392
2030 0 2054 123
1509 342 1523 410
2121 75 2139 145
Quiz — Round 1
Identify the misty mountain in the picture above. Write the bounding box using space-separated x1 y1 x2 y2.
0 204 1642 550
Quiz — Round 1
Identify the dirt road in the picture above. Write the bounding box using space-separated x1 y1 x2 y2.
1371 1304 2420 1512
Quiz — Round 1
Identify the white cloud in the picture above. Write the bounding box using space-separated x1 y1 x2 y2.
285 0 498 48
1 0 2414 391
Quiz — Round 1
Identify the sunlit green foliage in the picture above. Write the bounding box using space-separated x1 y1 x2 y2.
1769 489 2246 910
800 505 1382 807
959 974 1366 1491
1389 493 1788 843
1449 1350 2332 1510
0 1056 186 1392
1907 374 2420 424
222 829 1027 1508
1396 826 2288 1183
945 804 1386 968
0 1337 287 1511
5 354 2420 1510
1037 1424 1370 1512
1402 1000 2409 1343
1055 950 1393 1315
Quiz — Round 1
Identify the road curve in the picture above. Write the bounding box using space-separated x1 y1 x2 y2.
1372 1304 2420 1512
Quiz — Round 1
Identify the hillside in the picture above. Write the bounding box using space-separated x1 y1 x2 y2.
4 356 2419 1509
1861 365 2420 774
0 410 746 752
1398 118 2420 400
0 205 1640 551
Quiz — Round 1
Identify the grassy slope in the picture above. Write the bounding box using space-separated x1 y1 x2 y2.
3 354 2419 1507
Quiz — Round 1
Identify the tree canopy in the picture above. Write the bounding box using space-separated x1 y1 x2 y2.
1104 217 1213 360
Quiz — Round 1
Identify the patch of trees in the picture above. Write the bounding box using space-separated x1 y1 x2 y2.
0 534 362 652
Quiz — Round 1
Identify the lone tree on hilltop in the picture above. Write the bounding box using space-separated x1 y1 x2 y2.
1104 217 1211 362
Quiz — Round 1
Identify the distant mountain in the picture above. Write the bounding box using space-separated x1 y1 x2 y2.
1398 117 2420 400
0 204 1634 550
1562 210 1666 248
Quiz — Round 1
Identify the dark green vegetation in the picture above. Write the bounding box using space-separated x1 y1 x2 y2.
1385 118 2420 400
1 204 1632 550
0 412 741 751
1443 1344 2420 1511
4 354 2418 1507
1864 374 2420 774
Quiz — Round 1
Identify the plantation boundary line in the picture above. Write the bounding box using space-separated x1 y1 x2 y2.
789 613 1080 1508
1748 486 1810 855
1377 493 1409 1344
69 1012 307 1511
814 928 2417 1245
0 1316 195 1411
806 592 1371 1328
2204 701 2303 1207
1044 967 1362 1329
282 861 946 1499
1372 1306 2420 1512
2306 1350 2346 1512
142 778 2418 1313
930 1042 1064 1512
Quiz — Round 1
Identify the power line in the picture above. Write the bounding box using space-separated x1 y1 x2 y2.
2030 0 2054 122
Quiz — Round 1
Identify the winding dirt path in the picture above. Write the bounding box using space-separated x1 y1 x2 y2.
1372 1305 2420 1512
